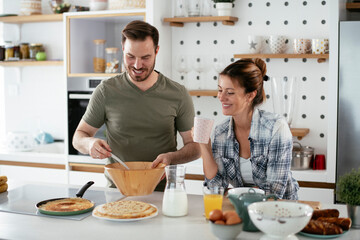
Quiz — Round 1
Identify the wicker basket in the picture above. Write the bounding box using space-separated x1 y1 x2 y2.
108 0 145 10
20 0 42 15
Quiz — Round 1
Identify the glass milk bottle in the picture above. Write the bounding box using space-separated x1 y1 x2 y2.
162 165 188 217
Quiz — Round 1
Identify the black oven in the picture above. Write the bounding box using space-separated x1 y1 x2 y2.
67 91 106 155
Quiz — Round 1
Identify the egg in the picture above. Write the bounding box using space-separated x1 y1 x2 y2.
215 220 226 225
209 209 223 222
223 211 239 221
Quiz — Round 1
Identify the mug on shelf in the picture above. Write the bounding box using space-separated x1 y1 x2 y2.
248 36 263 54
312 38 329 54
293 38 312 54
268 35 288 54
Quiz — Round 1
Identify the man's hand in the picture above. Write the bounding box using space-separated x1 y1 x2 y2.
88 138 112 159
151 152 173 168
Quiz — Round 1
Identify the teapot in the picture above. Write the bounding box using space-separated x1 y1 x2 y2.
227 188 277 232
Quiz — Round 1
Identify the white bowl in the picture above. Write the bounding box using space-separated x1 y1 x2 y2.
227 187 265 196
248 201 313 239
209 221 243 240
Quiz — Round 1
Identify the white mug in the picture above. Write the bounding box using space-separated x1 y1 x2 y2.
312 38 329 54
293 39 312 54
268 35 287 54
248 36 263 54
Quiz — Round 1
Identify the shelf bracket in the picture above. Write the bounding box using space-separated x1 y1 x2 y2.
222 20 235 26
169 22 184 27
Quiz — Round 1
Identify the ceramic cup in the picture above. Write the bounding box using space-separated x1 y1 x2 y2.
193 117 214 144
268 35 287 54
312 38 329 54
248 36 263 54
293 38 312 54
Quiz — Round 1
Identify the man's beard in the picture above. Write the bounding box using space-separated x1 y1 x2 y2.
126 61 156 82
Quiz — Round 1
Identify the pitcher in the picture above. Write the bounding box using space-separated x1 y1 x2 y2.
162 165 188 217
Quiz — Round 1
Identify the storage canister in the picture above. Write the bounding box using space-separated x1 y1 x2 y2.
29 43 44 59
93 39 106 73
5 45 14 61
20 43 30 59
105 47 120 73
20 0 42 15
0 46 5 61
108 0 145 10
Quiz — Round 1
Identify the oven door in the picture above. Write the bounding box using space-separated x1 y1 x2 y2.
68 91 106 155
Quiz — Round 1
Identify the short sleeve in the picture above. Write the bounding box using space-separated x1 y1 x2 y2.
175 87 195 132
82 84 106 128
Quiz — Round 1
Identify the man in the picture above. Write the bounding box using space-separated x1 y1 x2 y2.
72 20 200 189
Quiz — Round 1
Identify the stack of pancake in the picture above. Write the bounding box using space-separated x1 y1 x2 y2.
0 176 8 193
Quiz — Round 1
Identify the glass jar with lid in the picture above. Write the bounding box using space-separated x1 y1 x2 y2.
5 44 14 61
20 43 30 59
29 43 44 59
105 47 120 73
93 39 106 73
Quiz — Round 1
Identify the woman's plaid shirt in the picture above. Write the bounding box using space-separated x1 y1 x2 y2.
206 109 299 200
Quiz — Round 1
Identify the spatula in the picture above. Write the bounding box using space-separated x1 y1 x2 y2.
111 153 130 170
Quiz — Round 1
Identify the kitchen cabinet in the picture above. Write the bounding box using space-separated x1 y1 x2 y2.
65 11 145 77
163 16 238 27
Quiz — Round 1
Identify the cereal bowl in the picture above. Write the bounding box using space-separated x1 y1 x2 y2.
248 201 313 239
209 221 243 240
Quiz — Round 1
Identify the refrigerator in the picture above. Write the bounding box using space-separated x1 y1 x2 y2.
337 21 360 182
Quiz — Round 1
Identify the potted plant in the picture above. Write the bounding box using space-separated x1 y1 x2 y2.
337 168 360 228
212 0 235 16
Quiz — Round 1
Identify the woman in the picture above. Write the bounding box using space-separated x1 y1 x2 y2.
201 58 299 200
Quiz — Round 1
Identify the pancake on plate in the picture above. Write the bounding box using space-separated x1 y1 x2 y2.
93 200 157 219
40 198 94 212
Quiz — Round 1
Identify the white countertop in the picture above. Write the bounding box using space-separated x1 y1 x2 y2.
0 142 332 182
0 181 357 240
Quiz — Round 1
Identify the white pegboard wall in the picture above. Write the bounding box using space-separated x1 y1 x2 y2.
171 0 329 156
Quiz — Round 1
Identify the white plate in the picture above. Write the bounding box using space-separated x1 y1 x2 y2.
92 203 158 222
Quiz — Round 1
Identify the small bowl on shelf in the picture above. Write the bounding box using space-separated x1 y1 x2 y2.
49 0 71 14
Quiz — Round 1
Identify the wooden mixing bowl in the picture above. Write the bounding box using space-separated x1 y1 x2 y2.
105 162 166 196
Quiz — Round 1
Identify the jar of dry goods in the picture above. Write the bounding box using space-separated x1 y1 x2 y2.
0 46 5 61
93 39 106 73
29 43 44 59
5 45 14 61
20 43 30 59
105 47 120 73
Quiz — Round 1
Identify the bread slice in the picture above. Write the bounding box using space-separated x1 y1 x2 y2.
93 200 157 219
40 198 94 212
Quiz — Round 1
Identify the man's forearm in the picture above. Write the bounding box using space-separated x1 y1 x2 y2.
170 142 201 165
72 130 93 155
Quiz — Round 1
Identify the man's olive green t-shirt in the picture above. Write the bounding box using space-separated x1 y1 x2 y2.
83 71 195 164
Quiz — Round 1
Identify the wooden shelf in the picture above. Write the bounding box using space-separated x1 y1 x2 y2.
163 16 238 27
67 73 119 78
346 3 360 12
234 54 329 63
0 60 63 66
0 14 63 23
189 90 218 96
290 128 310 140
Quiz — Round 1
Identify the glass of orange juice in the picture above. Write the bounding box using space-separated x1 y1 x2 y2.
203 185 224 219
